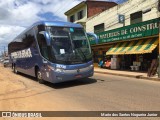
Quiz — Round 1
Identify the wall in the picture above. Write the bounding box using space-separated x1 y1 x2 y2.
86 0 159 33
87 1 117 18
66 5 87 23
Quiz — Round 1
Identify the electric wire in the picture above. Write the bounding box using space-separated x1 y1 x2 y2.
54 0 76 16
85 0 158 33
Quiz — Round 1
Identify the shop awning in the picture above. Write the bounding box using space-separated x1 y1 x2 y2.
106 37 158 55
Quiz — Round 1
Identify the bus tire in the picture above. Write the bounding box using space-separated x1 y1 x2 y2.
36 69 44 84
13 65 18 74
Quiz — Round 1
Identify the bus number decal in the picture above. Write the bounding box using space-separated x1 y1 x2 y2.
56 64 66 69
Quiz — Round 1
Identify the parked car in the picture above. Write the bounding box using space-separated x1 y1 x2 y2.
0 59 4 63
3 58 9 67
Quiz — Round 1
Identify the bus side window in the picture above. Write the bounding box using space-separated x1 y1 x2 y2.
37 34 49 60
32 41 37 49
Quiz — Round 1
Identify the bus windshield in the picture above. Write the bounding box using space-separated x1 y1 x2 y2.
46 26 92 64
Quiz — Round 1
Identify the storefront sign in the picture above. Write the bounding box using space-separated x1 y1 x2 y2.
89 18 159 45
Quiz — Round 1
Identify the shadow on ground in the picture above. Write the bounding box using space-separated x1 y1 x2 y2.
46 78 97 89
14 72 97 89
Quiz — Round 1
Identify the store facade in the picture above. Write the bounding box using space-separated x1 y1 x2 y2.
89 18 159 72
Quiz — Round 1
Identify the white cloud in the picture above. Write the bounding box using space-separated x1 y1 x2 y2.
0 25 24 42
0 25 25 52
0 0 122 53
0 8 11 20
0 0 84 52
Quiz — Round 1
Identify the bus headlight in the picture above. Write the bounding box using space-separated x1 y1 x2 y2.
48 65 55 71
48 65 65 73
89 64 93 68
55 68 64 73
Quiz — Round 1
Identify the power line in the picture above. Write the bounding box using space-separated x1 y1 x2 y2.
90 0 157 31
54 0 74 14
87 1 157 32
86 0 158 32
54 0 76 16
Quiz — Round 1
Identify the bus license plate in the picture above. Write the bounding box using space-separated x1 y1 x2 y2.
75 74 82 78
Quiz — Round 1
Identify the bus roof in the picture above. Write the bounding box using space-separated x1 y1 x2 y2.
10 21 83 43
32 21 83 28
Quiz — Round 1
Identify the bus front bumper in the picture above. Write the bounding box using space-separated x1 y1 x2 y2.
50 65 94 83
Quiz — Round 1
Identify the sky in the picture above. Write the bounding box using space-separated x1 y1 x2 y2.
0 0 127 54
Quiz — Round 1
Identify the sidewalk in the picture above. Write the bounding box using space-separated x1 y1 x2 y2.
94 67 160 81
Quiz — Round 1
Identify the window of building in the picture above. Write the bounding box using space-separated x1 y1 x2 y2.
130 11 142 24
70 15 75 22
94 23 104 34
78 10 83 20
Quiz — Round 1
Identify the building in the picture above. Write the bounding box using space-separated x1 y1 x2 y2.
86 0 159 74
64 0 117 29
86 0 158 32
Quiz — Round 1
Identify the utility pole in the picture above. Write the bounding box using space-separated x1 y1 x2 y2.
4 46 5 57
0 51 2 58
0 46 6 58
158 19 159 77
158 0 160 78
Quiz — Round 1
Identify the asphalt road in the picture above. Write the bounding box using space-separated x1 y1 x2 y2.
0 64 160 120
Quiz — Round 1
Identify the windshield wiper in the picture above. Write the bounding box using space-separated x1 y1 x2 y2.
76 48 87 62
65 53 81 64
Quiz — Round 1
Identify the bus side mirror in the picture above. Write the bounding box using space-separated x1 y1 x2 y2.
39 31 51 46
42 59 47 64
87 32 98 44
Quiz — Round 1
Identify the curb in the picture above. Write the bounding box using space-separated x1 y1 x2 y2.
94 71 160 82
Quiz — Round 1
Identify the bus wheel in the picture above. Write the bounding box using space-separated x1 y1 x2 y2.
13 65 18 74
37 69 44 84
